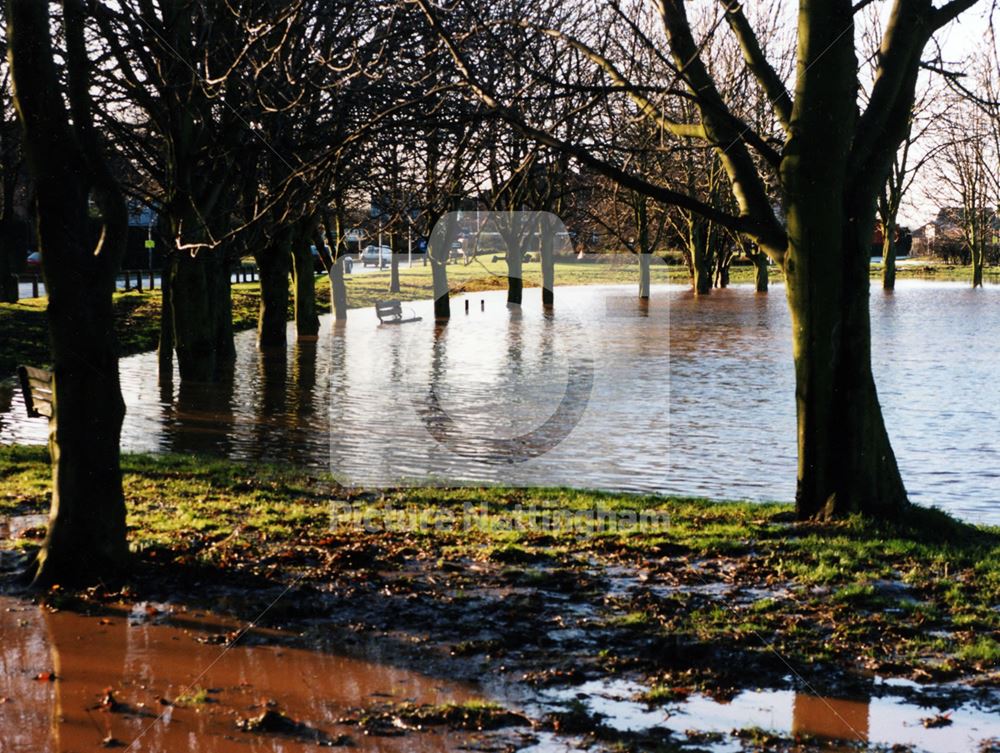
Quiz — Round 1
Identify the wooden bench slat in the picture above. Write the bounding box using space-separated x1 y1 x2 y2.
21 365 52 384
17 365 53 419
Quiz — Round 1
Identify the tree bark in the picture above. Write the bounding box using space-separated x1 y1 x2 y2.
429 212 456 320
256 231 291 349
322 211 348 320
784 228 908 519
540 217 555 306
0 220 19 303
506 246 523 306
389 230 401 294
8 0 129 585
639 252 651 299
291 229 319 340
168 249 233 380
158 256 174 374
972 242 984 288
882 226 897 290
690 220 712 295
751 252 769 293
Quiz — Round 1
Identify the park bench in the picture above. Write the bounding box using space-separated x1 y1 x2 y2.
375 299 421 325
17 365 53 419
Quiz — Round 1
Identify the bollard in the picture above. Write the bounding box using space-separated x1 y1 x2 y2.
32 276 39 298
123 269 130 291
480 299 484 311
135 270 142 292
465 299 469 314
149 269 155 289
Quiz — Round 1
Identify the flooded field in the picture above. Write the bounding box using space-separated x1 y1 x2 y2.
3 281 997 523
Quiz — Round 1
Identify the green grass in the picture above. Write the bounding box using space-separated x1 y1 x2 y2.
2 444 999 682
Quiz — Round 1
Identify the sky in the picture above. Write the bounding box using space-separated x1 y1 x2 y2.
897 3 998 226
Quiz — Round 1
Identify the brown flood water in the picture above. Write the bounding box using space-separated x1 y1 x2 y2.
0 596 483 753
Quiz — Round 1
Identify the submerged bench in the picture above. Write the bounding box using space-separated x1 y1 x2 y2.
17 365 53 418
375 299 421 325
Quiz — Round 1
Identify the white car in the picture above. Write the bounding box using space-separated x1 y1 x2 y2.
361 245 393 267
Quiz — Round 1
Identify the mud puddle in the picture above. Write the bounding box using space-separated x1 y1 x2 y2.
0 595 522 752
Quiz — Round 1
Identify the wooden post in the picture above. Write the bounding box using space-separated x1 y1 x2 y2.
149 269 155 289
135 270 142 292
32 276 39 298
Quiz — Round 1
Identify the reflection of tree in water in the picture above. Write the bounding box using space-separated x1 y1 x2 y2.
159 368 237 458
792 692 870 746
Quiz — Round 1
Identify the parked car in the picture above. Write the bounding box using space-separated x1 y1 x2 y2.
310 245 354 273
361 244 393 267
25 251 41 271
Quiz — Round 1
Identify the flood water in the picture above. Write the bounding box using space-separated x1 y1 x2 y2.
1 280 998 525
534 678 1000 753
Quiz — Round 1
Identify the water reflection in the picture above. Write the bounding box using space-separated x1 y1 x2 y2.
2 282 999 524
792 693 870 745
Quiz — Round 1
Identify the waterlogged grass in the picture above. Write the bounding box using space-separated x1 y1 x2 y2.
1 445 999 687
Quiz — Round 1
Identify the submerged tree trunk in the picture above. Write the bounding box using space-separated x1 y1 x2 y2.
429 212 457 320
541 218 555 306
256 231 291 349
8 0 130 585
158 258 174 374
639 252 651 299
690 221 712 296
972 242 984 288
291 229 319 340
168 249 233 380
882 225 897 290
751 252 769 292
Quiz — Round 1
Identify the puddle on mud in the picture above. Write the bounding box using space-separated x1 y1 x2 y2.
0 513 48 541
0 595 496 752
534 678 1000 753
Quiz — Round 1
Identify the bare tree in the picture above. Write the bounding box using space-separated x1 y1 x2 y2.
419 0 985 520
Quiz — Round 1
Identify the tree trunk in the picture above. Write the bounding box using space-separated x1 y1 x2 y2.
256 233 291 350
158 258 174 374
752 252 769 292
972 242 984 288
882 226 896 290
389 230 401 294
639 251 651 299
0 221 18 303
291 232 319 339
429 212 456 320
322 211 348 320
541 219 555 306
8 0 129 586
784 216 909 519
168 249 233 380
507 247 523 306
691 222 712 295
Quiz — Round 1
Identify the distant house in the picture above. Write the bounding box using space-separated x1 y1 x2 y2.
914 207 999 261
